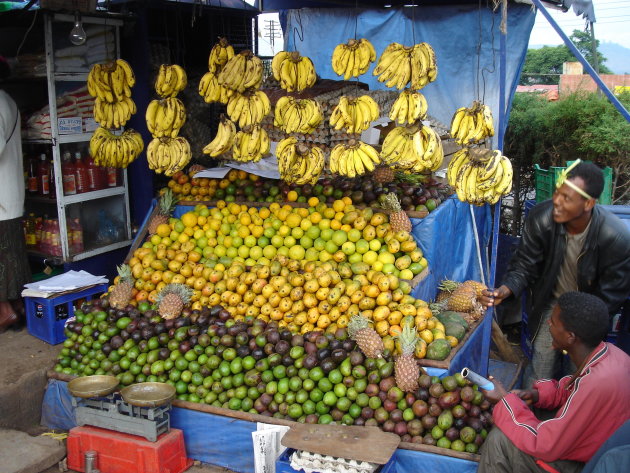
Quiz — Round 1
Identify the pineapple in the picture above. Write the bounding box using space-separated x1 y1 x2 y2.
381 193 412 233
156 283 193 319
447 280 487 319
348 314 384 358
436 279 461 303
373 166 395 184
109 264 134 309
395 324 420 392
147 188 178 235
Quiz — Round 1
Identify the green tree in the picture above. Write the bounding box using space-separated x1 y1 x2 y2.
520 29 613 85
568 29 613 74
520 45 573 85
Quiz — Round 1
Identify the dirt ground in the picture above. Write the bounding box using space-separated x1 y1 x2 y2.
0 325 59 384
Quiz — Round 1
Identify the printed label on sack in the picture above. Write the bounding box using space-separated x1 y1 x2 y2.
58 117 82 135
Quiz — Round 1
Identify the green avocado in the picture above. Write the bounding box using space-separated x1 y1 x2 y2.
436 311 469 330
426 339 451 361
444 322 466 341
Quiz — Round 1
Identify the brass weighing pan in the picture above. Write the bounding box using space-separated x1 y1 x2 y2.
120 382 176 407
68 375 120 398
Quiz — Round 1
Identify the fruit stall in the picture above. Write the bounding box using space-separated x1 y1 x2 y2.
34 1 540 472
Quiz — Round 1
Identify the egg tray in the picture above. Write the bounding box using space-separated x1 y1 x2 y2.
290 450 379 473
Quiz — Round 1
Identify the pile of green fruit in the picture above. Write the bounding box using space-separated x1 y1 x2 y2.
56 299 493 453
165 168 452 214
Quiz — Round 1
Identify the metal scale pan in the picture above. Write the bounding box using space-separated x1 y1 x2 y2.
120 382 176 408
68 375 120 398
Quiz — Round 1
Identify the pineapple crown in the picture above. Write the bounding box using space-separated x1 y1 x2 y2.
156 283 193 305
397 324 418 356
116 263 133 282
158 188 178 215
381 193 402 213
438 279 461 293
348 313 370 338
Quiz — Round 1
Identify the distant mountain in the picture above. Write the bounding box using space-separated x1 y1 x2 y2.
599 42 630 75
528 42 629 75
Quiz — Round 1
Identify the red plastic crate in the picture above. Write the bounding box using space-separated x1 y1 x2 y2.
67 426 192 473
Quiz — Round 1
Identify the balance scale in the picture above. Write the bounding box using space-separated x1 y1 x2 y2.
68 376 175 442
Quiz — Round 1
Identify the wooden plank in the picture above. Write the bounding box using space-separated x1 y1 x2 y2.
399 441 480 462
491 319 521 364
281 424 399 465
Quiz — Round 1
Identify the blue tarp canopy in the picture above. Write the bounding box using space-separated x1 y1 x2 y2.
279 4 535 143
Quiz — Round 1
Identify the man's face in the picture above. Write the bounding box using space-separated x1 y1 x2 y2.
548 305 571 351
551 177 592 224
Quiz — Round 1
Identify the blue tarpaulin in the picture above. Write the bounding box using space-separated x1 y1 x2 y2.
283 5 535 142
411 196 492 302
42 379 478 473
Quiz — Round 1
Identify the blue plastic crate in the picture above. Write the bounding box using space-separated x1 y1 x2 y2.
25 283 109 344
277 448 396 473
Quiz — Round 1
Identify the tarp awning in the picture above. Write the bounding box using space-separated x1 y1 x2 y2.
282 4 536 142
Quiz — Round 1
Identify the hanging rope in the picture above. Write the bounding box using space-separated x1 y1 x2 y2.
492 0 508 35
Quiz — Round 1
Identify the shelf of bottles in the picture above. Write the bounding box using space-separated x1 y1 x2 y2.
22 13 131 263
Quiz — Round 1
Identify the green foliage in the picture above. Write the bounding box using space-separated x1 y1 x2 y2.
520 29 613 85
521 46 573 85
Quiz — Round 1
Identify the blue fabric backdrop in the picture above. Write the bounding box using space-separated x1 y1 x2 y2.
283 5 536 143
411 196 492 302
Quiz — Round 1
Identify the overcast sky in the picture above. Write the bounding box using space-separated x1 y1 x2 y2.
528 0 630 48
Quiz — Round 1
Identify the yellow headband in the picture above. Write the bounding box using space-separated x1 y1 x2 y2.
556 159 594 200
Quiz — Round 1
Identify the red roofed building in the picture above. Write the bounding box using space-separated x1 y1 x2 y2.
515 84 559 101
560 62 630 94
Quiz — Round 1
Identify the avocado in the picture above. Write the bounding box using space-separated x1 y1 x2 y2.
436 311 469 330
426 339 451 361
444 322 466 341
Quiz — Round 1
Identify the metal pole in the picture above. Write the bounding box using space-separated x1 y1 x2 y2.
589 21 599 75
531 0 630 123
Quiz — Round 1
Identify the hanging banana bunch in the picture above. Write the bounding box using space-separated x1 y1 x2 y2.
329 140 381 178
146 137 192 176
199 38 236 104
331 38 377 79
154 64 187 98
232 125 271 163
145 97 186 138
226 90 271 128
203 115 237 157
271 51 317 92
329 95 380 134
389 89 428 125
273 97 324 134
276 138 325 185
89 127 144 168
380 124 444 173
450 101 495 145
447 148 512 205
88 59 137 129
208 37 235 74
373 42 437 90
218 50 263 93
